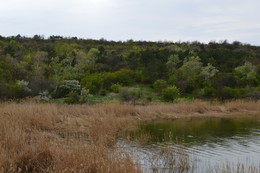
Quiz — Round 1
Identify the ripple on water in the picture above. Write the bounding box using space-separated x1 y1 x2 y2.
120 117 260 172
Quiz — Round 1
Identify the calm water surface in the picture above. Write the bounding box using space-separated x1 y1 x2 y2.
118 117 260 172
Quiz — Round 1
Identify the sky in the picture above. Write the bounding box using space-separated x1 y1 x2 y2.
0 0 260 45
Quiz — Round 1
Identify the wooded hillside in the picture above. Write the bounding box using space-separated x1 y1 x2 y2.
0 35 259 101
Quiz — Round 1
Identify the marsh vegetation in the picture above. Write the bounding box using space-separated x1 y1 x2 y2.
0 100 259 172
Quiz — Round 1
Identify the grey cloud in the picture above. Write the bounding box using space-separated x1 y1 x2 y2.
0 0 259 45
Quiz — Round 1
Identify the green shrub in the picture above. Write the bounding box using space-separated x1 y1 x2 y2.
162 86 180 102
196 86 216 98
168 74 177 84
55 80 81 98
110 83 122 93
218 87 250 99
153 79 167 94
79 88 92 103
81 74 104 94
110 69 135 86
99 89 107 96
64 91 80 104
134 70 146 83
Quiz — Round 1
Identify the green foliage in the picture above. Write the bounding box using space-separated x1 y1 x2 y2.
217 87 251 99
110 83 122 93
64 91 80 104
79 88 91 102
179 56 202 85
55 80 81 98
81 73 104 94
153 79 167 94
195 86 216 98
86 48 100 71
0 36 259 100
162 86 180 102
233 62 258 86
110 69 135 86
168 74 177 84
134 70 145 83
166 54 180 71
99 89 107 96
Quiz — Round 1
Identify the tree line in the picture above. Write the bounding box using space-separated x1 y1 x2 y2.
0 35 259 102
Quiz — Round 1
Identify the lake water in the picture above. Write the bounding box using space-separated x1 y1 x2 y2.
117 117 260 172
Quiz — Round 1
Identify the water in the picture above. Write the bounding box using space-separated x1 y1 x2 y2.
118 117 260 172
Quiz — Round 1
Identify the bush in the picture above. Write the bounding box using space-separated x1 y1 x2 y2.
100 89 107 96
81 74 104 94
64 88 92 104
162 86 180 102
119 87 153 104
195 86 216 98
119 87 143 103
55 80 81 98
64 91 80 104
153 79 167 94
79 88 92 103
38 90 51 102
110 69 135 86
110 83 122 93
218 87 250 99
16 80 32 98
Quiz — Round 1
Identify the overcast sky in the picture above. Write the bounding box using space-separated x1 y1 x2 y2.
0 0 260 45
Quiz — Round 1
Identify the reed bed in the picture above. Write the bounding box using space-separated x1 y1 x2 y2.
0 99 259 172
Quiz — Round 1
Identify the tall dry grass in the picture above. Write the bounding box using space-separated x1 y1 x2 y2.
0 103 140 173
0 99 259 172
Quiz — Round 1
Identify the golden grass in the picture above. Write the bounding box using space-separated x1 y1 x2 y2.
0 99 259 172
0 103 140 173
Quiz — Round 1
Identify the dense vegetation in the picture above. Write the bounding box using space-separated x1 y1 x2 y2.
0 35 259 102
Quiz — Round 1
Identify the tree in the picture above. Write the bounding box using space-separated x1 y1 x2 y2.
166 54 180 70
50 56 63 92
32 51 48 74
201 63 219 80
233 62 257 86
86 48 100 72
179 56 202 89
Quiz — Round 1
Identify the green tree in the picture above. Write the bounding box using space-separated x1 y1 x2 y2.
179 56 202 90
233 62 258 86
86 48 100 72
166 54 180 70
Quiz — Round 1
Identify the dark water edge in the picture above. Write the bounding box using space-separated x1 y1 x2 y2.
117 117 260 173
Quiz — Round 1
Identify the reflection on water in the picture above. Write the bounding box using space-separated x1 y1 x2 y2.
138 118 260 145
121 117 260 172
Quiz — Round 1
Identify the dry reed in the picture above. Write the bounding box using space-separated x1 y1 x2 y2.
0 99 259 172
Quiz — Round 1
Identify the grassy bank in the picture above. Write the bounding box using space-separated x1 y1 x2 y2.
0 100 259 172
